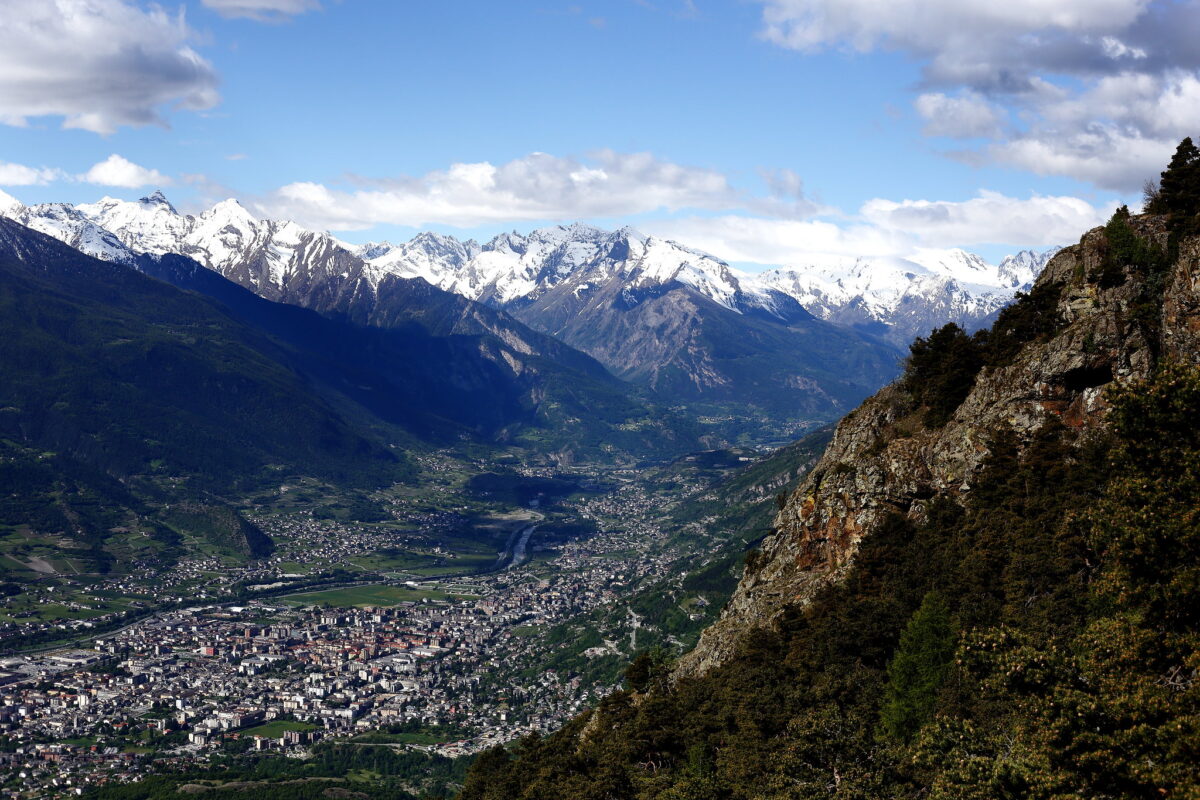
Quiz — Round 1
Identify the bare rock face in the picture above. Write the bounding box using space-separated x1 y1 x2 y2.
678 215 1195 679
1163 234 1200 361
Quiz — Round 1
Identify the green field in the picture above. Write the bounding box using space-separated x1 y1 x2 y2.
352 723 471 746
348 552 434 572
508 625 541 638
274 561 317 575
0 597 128 623
281 583 475 607
403 559 495 576
0 553 33 575
239 720 319 738
344 530 503 578
349 548 497 577
353 731 451 745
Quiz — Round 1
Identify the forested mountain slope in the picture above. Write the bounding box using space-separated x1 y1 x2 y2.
1 196 708 464
0 217 402 491
458 143 1200 799
0 218 404 572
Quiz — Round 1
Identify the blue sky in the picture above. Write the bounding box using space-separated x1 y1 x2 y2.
2 0 1197 265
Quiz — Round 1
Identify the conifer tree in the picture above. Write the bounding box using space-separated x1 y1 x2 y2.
903 323 984 427
1153 137 1200 240
881 591 956 742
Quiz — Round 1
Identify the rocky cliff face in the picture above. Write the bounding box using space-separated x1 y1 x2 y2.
679 214 1197 677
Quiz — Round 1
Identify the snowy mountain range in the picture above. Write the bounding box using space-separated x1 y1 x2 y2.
0 188 1059 422
352 223 1055 346
0 188 1055 346
752 248 1055 344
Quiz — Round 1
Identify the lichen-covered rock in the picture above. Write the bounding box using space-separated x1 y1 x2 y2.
678 215 1195 679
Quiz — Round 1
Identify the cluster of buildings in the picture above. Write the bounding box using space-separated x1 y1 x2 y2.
1 462 725 797
0 513 444 650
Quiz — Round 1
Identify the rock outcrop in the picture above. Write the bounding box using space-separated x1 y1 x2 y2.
678 214 1199 678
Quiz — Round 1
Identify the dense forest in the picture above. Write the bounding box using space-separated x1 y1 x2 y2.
453 142 1200 799
82 742 469 800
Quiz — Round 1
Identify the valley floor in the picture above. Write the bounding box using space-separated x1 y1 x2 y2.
0 445 769 799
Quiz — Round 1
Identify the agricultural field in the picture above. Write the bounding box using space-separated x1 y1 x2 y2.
281 583 476 608
239 720 320 738
0 587 135 623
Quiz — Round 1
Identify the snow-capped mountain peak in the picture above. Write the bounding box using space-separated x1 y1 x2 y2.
60 193 354 296
998 247 1061 289
77 192 192 256
352 241 396 261
349 219 1059 335
3 190 1062 347
749 245 1060 344
613 225 647 244
207 196 252 216
908 247 995 285
358 222 762 311
0 198 136 264
141 189 177 212
0 189 23 217
353 231 481 288
629 235 749 311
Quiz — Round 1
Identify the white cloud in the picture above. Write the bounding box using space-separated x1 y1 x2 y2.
985 71 1200 191
258 151 752 230
915 92 1005 139
82 155 172 188
1035 71 1200 140
757 0 1147 61
0 0 219 135
648 215 907 264
0 154 174 191
647 192 1112 266
201 0 321 22
252 150 1106 264
990 126 1177 193
1101 36 1146 61
860 191 1111 248
753 0 1200 191
0 161 67 186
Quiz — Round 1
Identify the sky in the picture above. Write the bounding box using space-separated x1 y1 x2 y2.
1 0 1198 266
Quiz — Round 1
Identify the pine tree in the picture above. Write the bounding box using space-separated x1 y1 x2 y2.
1154 137 1200 240
903 323 985 427
881 591 956 742
1094 363 1200 628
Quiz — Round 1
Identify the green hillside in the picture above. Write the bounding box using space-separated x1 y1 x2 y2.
0 219 405 575
0 219 403 490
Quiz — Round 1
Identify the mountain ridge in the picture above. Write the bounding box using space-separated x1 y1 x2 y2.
1 192 1056 427
354 222 1056 345
16 211 713 463
0 215 404 488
